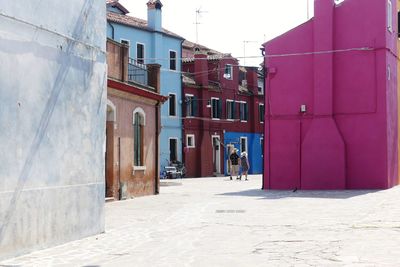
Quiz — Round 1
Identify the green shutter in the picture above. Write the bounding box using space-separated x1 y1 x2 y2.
230 101 236 119
193 96 198 117
245 103 248 121
218 98 222 118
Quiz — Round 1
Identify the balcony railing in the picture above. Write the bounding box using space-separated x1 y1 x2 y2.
128 58 148 86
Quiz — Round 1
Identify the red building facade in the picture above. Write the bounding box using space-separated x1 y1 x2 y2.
182 43 264 178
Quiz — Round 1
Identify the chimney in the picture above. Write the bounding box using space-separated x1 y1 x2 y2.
147 64 161 94
246 68 258 94
194 50 208 86
147 0 163 32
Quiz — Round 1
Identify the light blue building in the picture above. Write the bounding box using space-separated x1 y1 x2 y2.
224 132 264 175
107 0 184 172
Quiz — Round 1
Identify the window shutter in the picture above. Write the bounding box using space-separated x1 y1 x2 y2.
231 102 235 120
245 103 249 121
193 96 198 116
218 98 222 118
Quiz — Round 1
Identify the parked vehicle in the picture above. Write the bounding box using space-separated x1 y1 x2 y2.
161 160 186 179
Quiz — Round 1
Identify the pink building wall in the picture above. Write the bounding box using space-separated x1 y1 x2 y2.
263 0 399 190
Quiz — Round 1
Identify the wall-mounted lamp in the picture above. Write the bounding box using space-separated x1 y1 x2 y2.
300 104 307 113
206 100 211 108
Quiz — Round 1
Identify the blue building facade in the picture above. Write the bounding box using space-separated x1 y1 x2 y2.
224 132 263 175
107 0 183 172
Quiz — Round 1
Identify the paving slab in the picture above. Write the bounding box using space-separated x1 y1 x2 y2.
1 175 400 266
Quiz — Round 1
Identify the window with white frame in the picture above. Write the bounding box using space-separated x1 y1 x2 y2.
133 108 146 166
226 100 235 120
239 102 248 122
185 94 197 117
186 134 195 148
136 43 145 64
224 64 233 80
258 78 264 95
170 50 177 70
211 98 222 119
240 137 248 153
169 93 176 116
259 104 265 123
388 0 393 33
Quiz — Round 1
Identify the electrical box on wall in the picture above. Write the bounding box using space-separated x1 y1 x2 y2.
300 104 306 113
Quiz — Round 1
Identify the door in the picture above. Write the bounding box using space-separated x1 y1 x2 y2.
226 144 234 175
212 136 221 174
169 138 178 163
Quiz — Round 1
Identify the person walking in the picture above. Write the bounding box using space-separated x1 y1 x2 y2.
229 148 240 180
240 151 250 181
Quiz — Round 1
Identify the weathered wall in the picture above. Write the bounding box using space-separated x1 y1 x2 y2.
263 0 398 190
108 93 157 197
0 0 106 260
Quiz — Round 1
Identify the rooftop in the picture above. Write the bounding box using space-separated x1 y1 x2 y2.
107 12 184 40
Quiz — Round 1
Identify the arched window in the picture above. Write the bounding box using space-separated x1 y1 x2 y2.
133 108 145 166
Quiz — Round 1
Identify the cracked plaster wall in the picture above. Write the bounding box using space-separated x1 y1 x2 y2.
0 0 107 260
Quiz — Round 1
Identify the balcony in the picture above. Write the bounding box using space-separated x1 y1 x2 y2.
128 58 148 86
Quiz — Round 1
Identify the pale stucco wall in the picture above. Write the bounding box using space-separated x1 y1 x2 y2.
0 0 106 260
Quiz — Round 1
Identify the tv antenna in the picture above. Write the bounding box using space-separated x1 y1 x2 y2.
195 7 208 44
243 40 258 66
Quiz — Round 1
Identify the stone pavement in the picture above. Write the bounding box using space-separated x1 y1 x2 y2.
1 175 400 267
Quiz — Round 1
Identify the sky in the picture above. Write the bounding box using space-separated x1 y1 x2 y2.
119 0 316 66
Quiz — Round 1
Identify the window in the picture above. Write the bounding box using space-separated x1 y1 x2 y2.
133 109 146 166
224 64 233 80
186 134 195 148
170 50 177 70
258 78 264 95
226 100 235 120
240 137 248 153
185 94 197 117
239 102 248 122
137 43 144 64
259 104 265 123
169 94 176 116
211 98 222 119
388 0 393 33
121 39 130 57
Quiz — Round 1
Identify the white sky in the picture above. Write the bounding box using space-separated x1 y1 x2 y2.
119 0 315 66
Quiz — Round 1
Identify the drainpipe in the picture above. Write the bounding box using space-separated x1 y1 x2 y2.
261 47 266 190
155 102 160 194
108 21 115 40
180 39 185 166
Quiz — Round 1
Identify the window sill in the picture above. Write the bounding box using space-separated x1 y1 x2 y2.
212 118 221 121
133 165 146 175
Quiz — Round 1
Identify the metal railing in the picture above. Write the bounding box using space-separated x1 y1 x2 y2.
128 58 148 86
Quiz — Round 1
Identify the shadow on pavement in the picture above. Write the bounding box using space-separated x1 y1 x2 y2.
217 189 379 199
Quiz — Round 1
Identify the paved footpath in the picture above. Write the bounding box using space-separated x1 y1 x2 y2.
1 175 400 267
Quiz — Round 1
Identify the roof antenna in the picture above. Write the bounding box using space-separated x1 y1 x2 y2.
195 7 207 44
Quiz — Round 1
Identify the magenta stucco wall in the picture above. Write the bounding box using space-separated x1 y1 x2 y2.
263 0 398 190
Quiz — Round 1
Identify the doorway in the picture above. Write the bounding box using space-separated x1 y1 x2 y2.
212 136 221 174
226 144 235 175
105 100 116 199
169 138 178 163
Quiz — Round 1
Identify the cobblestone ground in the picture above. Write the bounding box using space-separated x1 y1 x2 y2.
1 175 400 267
